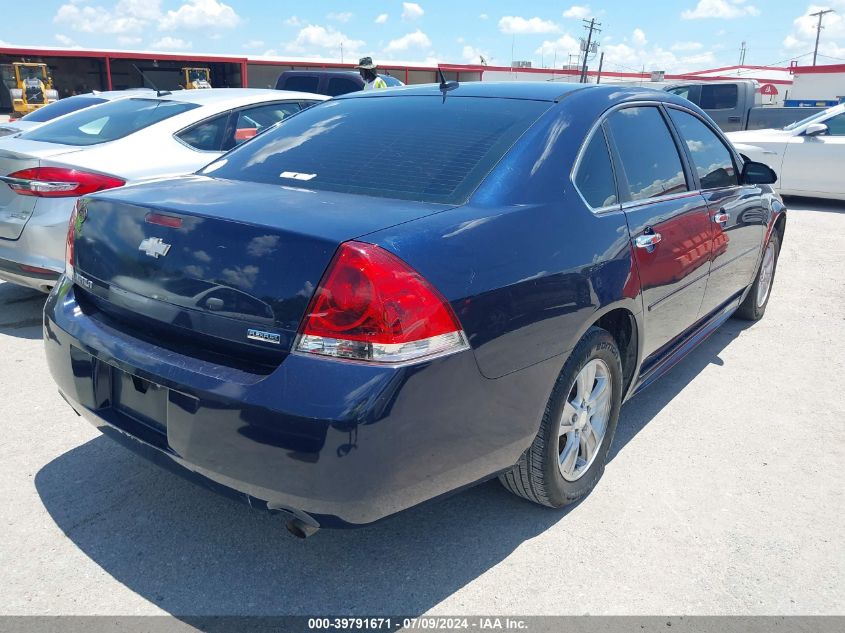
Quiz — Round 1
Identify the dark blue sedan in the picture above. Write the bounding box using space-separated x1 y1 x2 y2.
43 82 785 536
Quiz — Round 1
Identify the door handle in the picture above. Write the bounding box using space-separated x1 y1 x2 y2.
728 116 741 122
713 211 729 225
634 233 662 252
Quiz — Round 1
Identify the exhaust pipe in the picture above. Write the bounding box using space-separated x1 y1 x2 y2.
286 518 319 539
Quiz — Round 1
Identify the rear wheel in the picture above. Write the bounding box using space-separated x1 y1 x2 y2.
499 327 622 507
736 232 780 321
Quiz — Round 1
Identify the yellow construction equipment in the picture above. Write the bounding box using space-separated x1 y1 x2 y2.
182 67 212 89
2 62 58 118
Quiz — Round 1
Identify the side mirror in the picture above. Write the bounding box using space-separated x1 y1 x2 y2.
741 160 777 185
804 122 828 137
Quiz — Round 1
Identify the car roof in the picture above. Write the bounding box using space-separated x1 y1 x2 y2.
137 88 327 107
338 81 585 102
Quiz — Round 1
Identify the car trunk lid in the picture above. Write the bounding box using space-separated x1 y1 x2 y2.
72 175 451 366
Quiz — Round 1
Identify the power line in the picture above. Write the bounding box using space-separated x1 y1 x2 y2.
579 18 601 83
809 8 836 66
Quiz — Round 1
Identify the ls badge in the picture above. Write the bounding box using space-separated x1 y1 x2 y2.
138 237 172 258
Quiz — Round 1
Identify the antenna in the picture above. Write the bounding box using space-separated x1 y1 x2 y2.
437 67 459 102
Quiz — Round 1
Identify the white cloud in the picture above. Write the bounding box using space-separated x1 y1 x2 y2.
285 24 365 57
242 39 265 49
782 2 845 60
159 0 241 30
632 28 647 45
535 34 580 59
375 13 388 24
150 36 192 50
671 40 704 51
462 45 490 64
499 16 560 35
327 11 352 23
563 5 591 19
385 29 431 52
603 42 717 73
55 33 77 47
53 0 159 34
284 16 303 27
681 0 760 20
401 2 424 21
117 35 142 45
479 13 489 20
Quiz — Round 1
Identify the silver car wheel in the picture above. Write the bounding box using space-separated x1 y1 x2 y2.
756 240 776 308
558 359 612 482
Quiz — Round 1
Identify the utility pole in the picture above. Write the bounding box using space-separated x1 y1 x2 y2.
810 9 835 66
579 18 601 83
596 52 605 84
738 41 746 66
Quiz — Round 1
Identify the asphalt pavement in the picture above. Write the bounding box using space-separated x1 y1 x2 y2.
0 197 842 617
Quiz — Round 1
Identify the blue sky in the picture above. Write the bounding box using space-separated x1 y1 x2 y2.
1 1 844 73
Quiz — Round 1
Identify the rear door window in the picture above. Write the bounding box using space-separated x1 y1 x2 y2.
606 106 689 201
574 129 618 209
227 101 302 149
699 84 738 110
668 108 738 189
204 96 550 204
177 112 230 151
326 77 361 96
22 98 199 146
282 76 320 93
823 113 845 135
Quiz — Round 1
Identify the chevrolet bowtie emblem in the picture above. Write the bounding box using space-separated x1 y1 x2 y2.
138 237 172 258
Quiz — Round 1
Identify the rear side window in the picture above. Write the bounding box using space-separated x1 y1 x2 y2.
574 129 618 209
20 95 107 122
326 77 361 96
229 101 301 148
282 76 320 93
607 106 688 202
668 109 738 189
204 96 551 204
824 113 845 136
22 98 199 146
700 84 738 110
177 112 230 151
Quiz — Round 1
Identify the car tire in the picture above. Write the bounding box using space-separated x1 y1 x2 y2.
499 326 623 508
736 231 781 321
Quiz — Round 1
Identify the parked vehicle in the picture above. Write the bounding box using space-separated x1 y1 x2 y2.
275 70 404 96
0 88 327 291
0 89 156 138
0 62 59 118
661 80 823 132
727 103 845 200
44 82 785 536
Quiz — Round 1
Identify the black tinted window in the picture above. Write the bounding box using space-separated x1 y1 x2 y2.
227 102 302 149
326 77 361 96
23 98 199 146
700 84 738 110
668 109 738 189
177 112 230 151
205 96 550 204
574 129 618 208
607 107 688 201
20 95 107 122
282 76 320 93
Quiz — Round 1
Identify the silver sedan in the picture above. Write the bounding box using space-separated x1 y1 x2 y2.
0 88 327 291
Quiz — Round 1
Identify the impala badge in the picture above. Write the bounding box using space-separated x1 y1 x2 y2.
138 237 171 259
247 329 281 345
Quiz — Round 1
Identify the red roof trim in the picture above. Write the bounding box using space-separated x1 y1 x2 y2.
682 64 789 75
790 63 845 74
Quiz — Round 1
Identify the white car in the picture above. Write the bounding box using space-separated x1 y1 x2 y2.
0 88 327 291
727 103 845 200
0 89 157 138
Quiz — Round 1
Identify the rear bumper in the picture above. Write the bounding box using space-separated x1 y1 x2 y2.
0 256 60 290
44 279 559 526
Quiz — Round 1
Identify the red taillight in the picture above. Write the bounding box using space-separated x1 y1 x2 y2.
295 241 469 363
65 202 78 277
5 167 124 198
145 212 183 228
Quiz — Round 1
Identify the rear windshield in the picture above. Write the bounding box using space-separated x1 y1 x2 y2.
203 95 550 204
21 95 107 122
22 98 199 146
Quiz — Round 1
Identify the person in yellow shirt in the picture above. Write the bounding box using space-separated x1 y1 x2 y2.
356 57 387 90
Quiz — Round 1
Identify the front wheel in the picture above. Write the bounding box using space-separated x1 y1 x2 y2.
736 231 780 321
499 327 623 507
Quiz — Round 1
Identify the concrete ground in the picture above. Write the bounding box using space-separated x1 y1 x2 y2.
0 198 842 617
